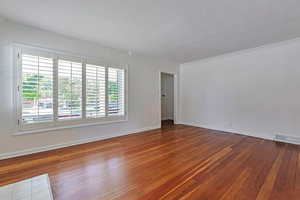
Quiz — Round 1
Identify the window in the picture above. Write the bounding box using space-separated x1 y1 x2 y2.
21 54 54 124
58 59 82 120
86 64 106 118
16 46 127 131
108 67 125 116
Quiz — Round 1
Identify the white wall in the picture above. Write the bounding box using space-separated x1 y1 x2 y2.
179 38 300 140
0 19 179 158
161 73 174 120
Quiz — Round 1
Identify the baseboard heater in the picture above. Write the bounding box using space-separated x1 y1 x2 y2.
274 134 300 145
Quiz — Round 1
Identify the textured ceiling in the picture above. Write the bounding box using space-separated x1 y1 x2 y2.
1 0 300 62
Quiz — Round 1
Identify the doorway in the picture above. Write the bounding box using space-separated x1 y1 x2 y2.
161 72 175 127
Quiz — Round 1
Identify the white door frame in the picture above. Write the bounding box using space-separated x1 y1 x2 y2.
159 71 178 126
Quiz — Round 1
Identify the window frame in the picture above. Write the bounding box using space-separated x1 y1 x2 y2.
14 44 128 134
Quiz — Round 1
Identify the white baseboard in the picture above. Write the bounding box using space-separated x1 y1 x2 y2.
180 121 276 142
274 134 300 145
0 125 160 160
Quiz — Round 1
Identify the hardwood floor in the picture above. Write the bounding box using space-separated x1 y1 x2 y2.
0 124 300 200
161 120 174 127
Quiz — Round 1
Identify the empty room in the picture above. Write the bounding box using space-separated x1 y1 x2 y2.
0 0 300 199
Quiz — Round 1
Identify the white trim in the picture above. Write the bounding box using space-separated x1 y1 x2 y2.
124 65 129 119
13 118 128 135
105 66 109 116
53 56 58 121
273 138 300 145
1 125 160 160
82 62 87 119
158 72 162 126
13 47 22 128
180 121 284 143
273 134 300 145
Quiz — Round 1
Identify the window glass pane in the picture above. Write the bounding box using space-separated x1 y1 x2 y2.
108 68 125 116
58 59 82 119
22 54 54 124
86 64 106 118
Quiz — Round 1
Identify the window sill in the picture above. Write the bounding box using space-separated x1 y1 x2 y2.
13 118 128 136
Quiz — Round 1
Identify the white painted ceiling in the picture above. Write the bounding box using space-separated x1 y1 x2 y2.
0 0 300 62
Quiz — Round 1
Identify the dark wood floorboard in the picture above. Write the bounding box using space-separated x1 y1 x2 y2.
161 120 174 128
0 124 299 200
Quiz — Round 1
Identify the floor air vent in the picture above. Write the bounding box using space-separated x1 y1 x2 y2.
274 134 300 145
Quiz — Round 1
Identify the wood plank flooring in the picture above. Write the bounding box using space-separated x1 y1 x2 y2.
0 124 300 200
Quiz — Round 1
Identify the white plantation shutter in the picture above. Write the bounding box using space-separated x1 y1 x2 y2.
21 54 54 124
86 64 106 118
58 59 82 119
17 46 127 130
108 67 125 116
